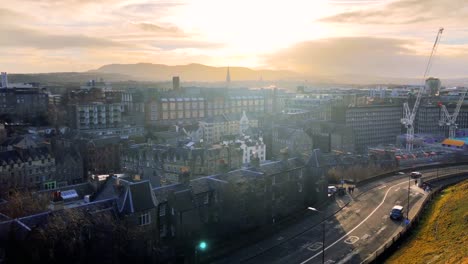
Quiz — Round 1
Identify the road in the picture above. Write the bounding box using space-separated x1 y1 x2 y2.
215 166 468 264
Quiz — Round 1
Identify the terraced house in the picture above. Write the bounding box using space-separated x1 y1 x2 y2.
0 149 328 263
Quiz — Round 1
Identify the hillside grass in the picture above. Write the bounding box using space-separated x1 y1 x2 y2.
386 180 468 264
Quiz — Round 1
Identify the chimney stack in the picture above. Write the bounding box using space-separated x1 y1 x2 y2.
172 76 180 91
178 166 190 185
280 147 289 162
133 174 141 181
49 191 64 211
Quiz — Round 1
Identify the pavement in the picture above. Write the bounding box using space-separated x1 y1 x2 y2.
213 165 468 264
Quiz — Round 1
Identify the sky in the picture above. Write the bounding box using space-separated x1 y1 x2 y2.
1 0 468 79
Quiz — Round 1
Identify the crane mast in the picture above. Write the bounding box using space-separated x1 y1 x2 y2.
439 88 467 138
401 27 444 151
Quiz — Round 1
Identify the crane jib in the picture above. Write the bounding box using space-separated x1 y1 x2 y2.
402 28 444 151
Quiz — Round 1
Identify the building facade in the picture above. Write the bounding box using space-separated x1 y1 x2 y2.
68 103 123 130
0 87 48 122
332 105 403 153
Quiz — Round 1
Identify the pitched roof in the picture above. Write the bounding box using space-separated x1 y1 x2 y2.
118 180 157 214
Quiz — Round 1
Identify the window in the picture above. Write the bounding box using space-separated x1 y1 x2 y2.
138 213 151 226
159 204 166 216
160 224 167 237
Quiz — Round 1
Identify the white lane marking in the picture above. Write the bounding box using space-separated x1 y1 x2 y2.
344 236 359 244
361 234 370 240
378 185 387 190
277 236 284 241
300 180 409 264
376 225 387 235
394 187 401 192
307 242 323 252
337 250 359 264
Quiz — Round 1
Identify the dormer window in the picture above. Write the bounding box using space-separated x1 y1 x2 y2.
138 213 151 226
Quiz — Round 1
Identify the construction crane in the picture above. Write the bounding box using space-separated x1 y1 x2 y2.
401 27 444 151
439 88 467 138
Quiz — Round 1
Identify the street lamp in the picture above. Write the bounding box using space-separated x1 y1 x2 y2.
195 241 207 264
406 173 411 224
308 207 325 264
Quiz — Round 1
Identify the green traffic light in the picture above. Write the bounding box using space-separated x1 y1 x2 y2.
199 241 207 250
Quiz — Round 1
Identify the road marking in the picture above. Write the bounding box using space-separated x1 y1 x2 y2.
378 185 387 190
394 187 401 192
344 236 359 244
277 236 284 241
337 250 359 264
300 180 409 264
376 225 387 235
361 234 370 240
307 242 323 252
324 260 335 264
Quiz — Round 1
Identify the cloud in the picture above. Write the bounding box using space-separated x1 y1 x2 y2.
265 37 468 79
150 39 224 50
320 0 468 24
0 25 124 49
122 2 185 13
134 22 185 37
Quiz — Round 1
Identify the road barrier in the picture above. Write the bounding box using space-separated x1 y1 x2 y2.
361 172 468 264
355 161 468 188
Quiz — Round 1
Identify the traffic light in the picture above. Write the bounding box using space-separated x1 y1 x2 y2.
198 241 207 251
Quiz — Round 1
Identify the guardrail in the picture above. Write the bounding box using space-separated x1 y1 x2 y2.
355 161 468 187
361 171 468 264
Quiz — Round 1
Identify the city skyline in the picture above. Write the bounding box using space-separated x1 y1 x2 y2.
1 0 468 80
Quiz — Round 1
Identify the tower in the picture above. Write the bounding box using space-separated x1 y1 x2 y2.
172 76 180 91
239 111 249 134
425 77 441 96
1 72 8 88
226 67 231 88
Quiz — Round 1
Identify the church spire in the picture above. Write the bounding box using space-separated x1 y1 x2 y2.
226 66 231 88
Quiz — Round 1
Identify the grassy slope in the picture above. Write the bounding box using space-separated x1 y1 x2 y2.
386 180 468 264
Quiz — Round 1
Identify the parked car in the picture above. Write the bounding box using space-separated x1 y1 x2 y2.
390 205 404 220
410 171 422 179
328 186 337 194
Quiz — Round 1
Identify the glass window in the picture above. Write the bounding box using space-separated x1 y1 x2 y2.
159 204 166 216
138 213 151 226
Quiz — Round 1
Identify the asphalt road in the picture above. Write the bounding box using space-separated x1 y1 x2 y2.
215 165 468 264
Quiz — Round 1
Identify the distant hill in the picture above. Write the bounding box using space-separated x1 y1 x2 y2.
89 63 299 82
6 63 468 86
7 72 133 84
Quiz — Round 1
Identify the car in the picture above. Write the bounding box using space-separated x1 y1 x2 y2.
410 171 422 179
390 205 404 220
328 186 337 194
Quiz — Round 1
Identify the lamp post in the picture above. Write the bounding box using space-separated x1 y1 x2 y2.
308 207 325 264
407 173 411 223
195 241 207 264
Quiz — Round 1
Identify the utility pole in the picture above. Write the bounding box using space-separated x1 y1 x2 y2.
407 173 411 223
